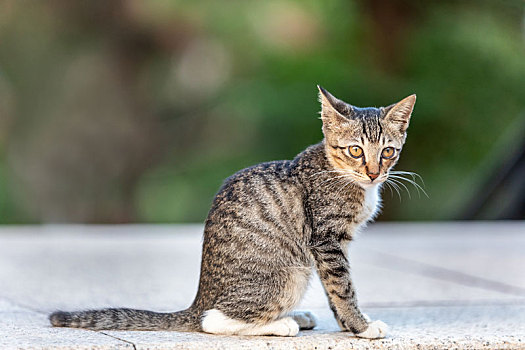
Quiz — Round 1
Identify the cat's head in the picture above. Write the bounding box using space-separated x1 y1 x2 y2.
318 85 416 189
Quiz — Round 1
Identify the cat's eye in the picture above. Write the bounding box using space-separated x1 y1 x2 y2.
382 147 395 159
348 146 363 158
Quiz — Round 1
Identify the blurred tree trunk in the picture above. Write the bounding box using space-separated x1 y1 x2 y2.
361 0 420 73
7 1 192 223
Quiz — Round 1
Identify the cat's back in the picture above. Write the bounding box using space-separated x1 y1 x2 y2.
204 159 308 248
223 160 295 190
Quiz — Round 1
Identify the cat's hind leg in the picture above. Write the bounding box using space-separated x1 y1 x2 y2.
288 310 317 330
201 309 299 336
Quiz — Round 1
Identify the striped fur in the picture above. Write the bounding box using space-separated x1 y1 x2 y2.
50 86 415 338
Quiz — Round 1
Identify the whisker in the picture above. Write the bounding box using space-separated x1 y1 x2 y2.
390 170 426 187
385 179 402 202
308 169 346 178
334 176 358 199
324 173 361 193
326 178 352 192
389 175 420 197
319 174 354 186
381 181 395 199
388 174 429 198
388 177 412 199
310 168 369 194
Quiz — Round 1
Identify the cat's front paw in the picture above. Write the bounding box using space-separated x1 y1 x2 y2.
355 320 389 339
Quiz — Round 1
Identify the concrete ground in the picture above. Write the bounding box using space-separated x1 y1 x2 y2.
1 222 524 349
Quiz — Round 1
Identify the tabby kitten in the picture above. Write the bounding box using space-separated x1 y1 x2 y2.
50 86 416 339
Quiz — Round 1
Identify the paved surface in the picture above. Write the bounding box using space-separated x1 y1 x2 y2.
0 222 524 349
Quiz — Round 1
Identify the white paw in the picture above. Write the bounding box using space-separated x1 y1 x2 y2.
355 320 389 339
289 311 317 330
273 317 300 337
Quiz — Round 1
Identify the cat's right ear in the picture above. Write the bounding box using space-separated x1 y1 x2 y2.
383 94 416 134
317 85 353 133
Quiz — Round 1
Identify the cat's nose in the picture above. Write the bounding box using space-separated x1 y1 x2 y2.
367 173 379 181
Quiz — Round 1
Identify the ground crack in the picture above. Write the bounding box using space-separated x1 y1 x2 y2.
99 331 137 350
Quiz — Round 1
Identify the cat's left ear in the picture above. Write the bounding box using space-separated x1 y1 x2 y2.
383 94 416 133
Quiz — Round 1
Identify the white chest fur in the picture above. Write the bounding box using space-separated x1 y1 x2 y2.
356 185 382 225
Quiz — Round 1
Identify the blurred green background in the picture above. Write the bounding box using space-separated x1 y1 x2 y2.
0 0 524 224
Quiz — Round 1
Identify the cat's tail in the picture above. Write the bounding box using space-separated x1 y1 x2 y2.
49 307 201 331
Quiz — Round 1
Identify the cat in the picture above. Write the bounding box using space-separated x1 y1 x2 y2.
49 86 416 339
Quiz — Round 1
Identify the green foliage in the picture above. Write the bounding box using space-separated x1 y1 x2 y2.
0 0 523 223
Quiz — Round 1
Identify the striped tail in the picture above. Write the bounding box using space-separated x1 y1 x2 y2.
49 308 200 331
